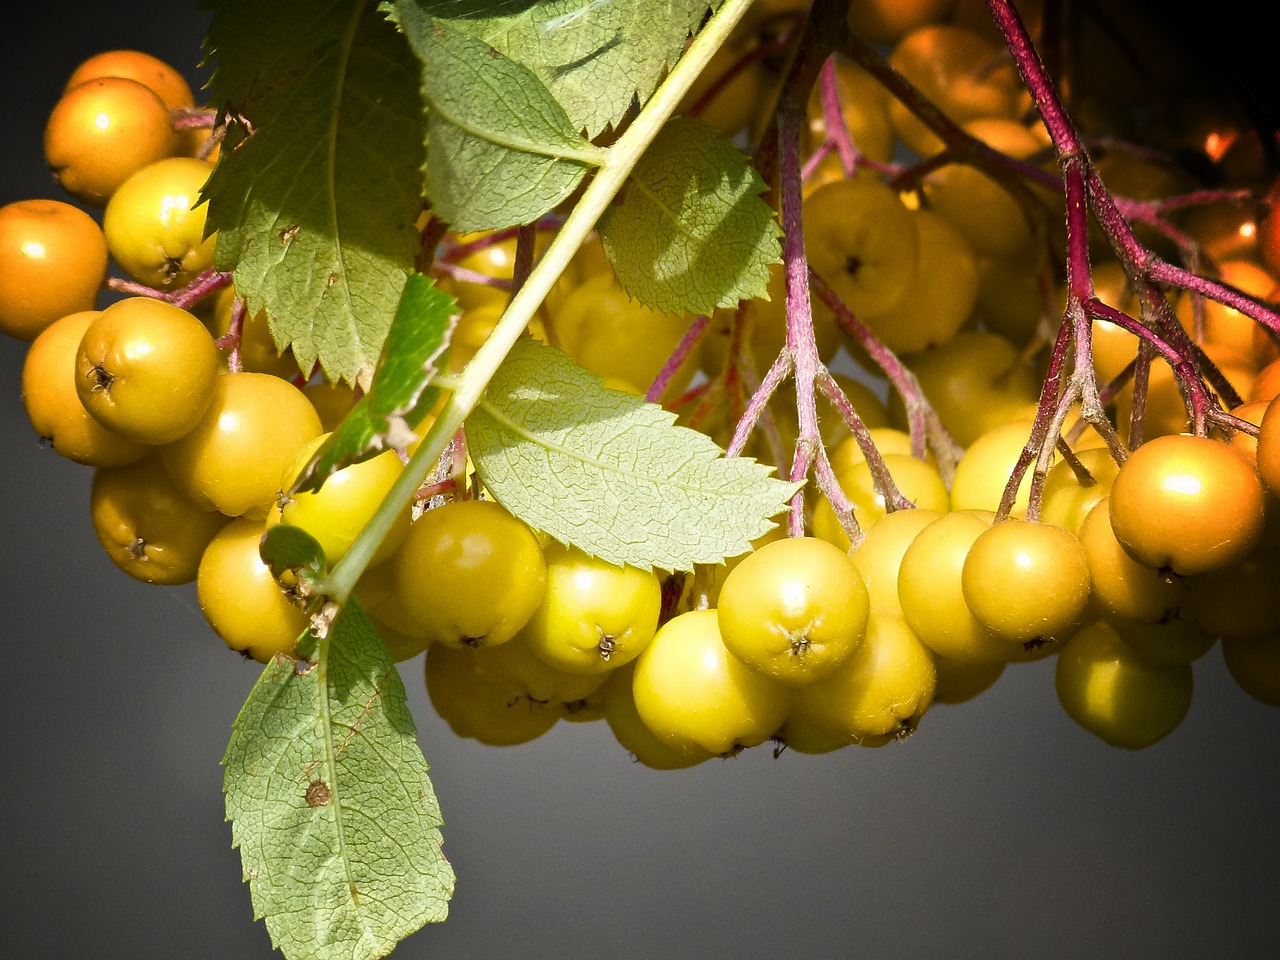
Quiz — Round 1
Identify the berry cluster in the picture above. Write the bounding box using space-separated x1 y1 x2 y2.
4 0 1280 792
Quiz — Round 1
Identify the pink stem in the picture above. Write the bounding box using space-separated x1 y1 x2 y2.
107 268 232 310
817 57 858 176
646 313 711 404
215 296 247 374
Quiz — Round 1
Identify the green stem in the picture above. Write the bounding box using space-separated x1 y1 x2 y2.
322 0 758 604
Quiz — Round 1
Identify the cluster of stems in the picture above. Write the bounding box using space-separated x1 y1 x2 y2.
711 0 1280 539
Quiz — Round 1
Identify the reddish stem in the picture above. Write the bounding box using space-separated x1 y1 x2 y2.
216 295 247 373
727 350 791 459
646 313 711 405
817 57 858 176
107 268 232 310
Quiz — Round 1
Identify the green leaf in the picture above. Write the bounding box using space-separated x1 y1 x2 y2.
224 599 454 960
201 0 427 385
466 336 797 571
293 273 457 495
364 274 455 430
259 523 328 589
390 5 605 232
401 0 719 139
598 116 782 315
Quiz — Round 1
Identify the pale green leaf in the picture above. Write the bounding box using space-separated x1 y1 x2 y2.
293 273 457 495
391 6 604 232
598 116 782 315
223 600 454 960
201 0 427 384
466 336 797 571
401 0 719 138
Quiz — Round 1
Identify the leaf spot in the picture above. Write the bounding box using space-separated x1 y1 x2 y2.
305 779 332 808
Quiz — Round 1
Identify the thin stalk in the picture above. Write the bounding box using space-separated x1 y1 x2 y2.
646 313 711 405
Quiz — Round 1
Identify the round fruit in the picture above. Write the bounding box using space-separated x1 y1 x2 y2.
103 156 216 289
717 536 871 685
677 522 787 612
896 509 1015 663
552 272 700 397
850 506 948 615
197 516 312 663
351 559 434 662
803 173 919 320
64 49 195 113
845 0 956 45
1223 399 1268 464
932 655 1006 706
1180 545 1280 641
270 433 411 569
891 330 1041 447
1109 618 1215 668
973 249 1045 346
1054 619 1194 749
1079 497 1188 625
448 302 547 373
1173 258 1279 370
854 206 980 354
885 23 1020 157
442 229 551 315
778 608 936 750
394 498 547 649
1108 433 1266 576
827 427 934 473
90 455 230 585
1115 359 1255 444
44 76 179 206
424 642 558 746
947 417 1036 517
518 543 662 674
160 370 324 517
63 48 207 159
21 309 149 466
961 518 1092 645
1039 447 1122 534
804 56 895 170
75 297 219 444
474 633 608 709
1221 635 1280 707
304 380 361 432
734 259 843 371
600 663 711 770
1254 392 1280 496
922 117 1046 260
632 609 792 758
812 453 951 550
0 199 108 341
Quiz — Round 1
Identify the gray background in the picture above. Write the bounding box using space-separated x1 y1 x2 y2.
3 3 1279 959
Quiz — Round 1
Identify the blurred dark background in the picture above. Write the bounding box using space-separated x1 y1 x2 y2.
3 3 1279 959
